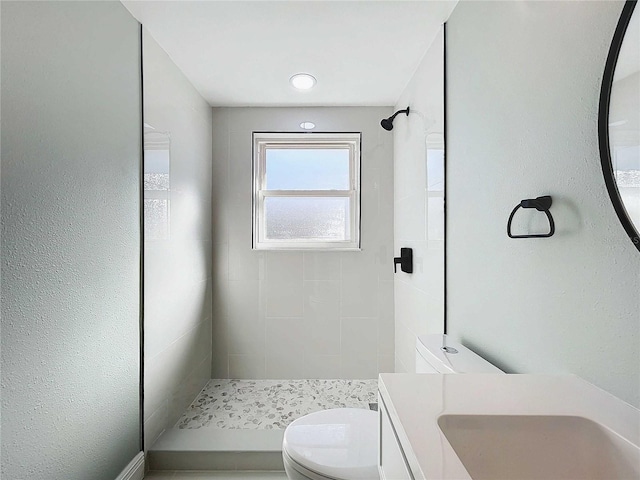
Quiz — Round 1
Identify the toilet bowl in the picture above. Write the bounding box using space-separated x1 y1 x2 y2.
282 334 503 480
282 408 378 480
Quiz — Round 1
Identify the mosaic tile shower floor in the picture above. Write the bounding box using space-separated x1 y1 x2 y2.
176 379 378 430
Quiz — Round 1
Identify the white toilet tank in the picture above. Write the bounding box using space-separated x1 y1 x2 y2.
415 334 503 374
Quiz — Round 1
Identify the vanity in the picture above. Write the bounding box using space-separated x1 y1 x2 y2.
378 374 640 480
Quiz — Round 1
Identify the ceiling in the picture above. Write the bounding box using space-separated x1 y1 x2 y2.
122 1 458 107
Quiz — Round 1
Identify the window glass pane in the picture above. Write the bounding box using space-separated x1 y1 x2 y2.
264 197 350 240
144 199 169 241
428 197 445 241
265 148 350 190
426 148 444 193
144 149 170 190
144 173 169 191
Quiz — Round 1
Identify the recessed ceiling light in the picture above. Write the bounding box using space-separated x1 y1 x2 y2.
290 73 316 90
300 122 316 130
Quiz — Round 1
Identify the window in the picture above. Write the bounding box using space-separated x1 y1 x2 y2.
252 132 361 250
144 131 171 241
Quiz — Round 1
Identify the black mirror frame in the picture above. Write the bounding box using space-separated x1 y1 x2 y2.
598 0 640 252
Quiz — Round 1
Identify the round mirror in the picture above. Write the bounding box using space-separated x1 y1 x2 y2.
599 0 640 251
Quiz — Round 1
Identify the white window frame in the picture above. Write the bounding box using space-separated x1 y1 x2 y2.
252 132 361 250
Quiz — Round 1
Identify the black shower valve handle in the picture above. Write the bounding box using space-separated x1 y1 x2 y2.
393 247 413 274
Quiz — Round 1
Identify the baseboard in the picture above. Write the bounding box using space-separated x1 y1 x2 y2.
115 451 145 480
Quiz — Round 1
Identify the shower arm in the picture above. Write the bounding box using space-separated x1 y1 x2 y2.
388 107 410 122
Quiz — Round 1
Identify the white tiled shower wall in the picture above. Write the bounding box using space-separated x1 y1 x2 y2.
143 31 213 449
393 28 446 372
211 107 395 379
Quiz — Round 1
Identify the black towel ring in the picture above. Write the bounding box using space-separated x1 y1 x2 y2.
507 195 555 239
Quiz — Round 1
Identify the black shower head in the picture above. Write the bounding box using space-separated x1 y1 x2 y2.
380 118 394 131
380 106 410 131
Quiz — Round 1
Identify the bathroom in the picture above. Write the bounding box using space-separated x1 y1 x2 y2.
1 1 639 479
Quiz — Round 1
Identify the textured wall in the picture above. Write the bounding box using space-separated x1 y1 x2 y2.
447 1 640 407
211 107 394 379
142 30 213 449
1 2 141 478
393 28 446 373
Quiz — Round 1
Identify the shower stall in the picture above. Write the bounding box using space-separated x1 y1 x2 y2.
142 33 395 468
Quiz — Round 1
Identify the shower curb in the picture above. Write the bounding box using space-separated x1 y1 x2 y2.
148 428 284 471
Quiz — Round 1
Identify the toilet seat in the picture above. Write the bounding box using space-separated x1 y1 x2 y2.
282 408 379 480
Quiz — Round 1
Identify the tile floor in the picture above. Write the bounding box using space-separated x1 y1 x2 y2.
176 379 378 430
144 472 287 480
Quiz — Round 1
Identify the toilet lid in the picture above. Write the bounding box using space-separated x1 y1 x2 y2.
283 408 378 480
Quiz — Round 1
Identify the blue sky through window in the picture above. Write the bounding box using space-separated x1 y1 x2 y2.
265 148 349 190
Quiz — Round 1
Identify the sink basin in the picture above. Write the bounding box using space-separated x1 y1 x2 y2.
438 414 640 480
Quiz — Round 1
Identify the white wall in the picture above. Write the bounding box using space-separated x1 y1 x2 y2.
394 29 446 372
1 2 141 478
211 107 394 379
142 30 213 449
447 0 640 407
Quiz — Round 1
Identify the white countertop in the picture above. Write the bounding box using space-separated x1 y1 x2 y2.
378 373 640 480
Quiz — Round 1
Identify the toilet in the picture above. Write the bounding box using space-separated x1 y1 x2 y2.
282 334 504 480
